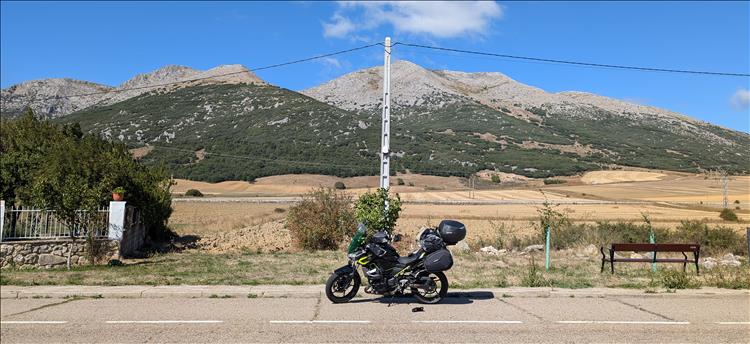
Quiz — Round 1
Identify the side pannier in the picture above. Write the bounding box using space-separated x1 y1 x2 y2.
424 248 453 272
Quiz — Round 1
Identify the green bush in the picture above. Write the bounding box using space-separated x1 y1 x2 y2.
719 208 738 221
354 188 402 234
396 178 405 186
490 174 501 183
543 179 566 185
333 181 346 190
659 270 700 289
286 188 356 250
185 189 204 197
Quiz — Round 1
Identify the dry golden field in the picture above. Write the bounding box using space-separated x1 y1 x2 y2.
168 170 749 254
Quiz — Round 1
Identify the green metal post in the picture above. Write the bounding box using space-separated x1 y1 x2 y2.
545 225 551 271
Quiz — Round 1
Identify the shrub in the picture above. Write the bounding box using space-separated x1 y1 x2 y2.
396 178 405 186
659 270 700 289
333 181 346 190
543 179 566 185
734 200 741 204
670 221 745 255
719 208 738 221
408 182 415 187
273 207 286 213
490 174 501 183
286 188 356 250
185 189 204 197
706 267 750 289
354 188 402 234
521 256 549 287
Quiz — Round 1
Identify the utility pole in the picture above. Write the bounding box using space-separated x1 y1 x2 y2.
722 174 729 209
379 37 392 191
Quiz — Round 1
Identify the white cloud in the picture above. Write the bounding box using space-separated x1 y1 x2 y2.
320 57 342 68
730 88 750 111
323 13 356 38
323 1 503 39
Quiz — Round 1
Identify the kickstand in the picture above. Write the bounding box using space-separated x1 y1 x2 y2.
386 293 396 307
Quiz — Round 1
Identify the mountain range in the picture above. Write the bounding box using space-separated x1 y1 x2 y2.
2 61 748 182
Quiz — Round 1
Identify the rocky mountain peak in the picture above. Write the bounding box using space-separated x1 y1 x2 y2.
185 64 265 86
119 65 200 89
0 78 112 118
1 64 266 118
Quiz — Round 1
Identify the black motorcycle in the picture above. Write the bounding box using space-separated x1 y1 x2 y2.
325 220 466 304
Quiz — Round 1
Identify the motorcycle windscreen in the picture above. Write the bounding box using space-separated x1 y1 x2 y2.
347 223 367 254
424 249 453 272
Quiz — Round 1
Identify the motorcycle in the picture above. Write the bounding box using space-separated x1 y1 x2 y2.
325 220 466 304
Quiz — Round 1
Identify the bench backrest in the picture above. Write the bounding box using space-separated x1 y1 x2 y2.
611 243 700 252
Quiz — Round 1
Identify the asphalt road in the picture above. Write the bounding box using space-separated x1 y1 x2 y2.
1 292 749 343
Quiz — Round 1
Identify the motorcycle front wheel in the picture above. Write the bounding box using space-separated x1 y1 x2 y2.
325 270 361 303
411 271 448 304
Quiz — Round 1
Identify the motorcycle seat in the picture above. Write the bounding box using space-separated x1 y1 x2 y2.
397 250 423 265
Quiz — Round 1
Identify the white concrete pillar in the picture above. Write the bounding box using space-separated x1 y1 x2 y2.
0 200 5 242
108 201 126 240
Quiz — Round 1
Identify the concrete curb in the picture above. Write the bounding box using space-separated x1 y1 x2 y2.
1 285 747 299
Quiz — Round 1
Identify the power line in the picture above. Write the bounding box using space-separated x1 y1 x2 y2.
393 42 750 77
22 43 383 102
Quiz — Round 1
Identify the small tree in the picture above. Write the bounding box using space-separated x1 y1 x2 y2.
719 208 738 221
333 181 346 190
491 174 501 183
536 192 570 247
396 178 405 186
354 188 402 235
31 135 114 266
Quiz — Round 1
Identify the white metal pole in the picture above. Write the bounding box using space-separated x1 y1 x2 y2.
380 37 392 191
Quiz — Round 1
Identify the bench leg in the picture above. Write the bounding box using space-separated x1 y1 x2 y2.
695 251 700 275
682 252 687 272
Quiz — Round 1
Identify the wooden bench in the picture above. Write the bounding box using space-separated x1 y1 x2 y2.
600 243 700 274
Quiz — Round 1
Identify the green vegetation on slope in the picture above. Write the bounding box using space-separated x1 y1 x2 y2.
60 83 750 182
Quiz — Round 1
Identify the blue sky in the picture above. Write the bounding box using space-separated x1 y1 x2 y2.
2 1 749 132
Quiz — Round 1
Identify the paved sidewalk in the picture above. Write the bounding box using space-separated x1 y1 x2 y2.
1 285 747 299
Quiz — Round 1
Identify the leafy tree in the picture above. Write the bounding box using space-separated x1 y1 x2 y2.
1 111 173 242
354 188 402 234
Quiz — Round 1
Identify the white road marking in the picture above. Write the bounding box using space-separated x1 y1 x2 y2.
557 321 689 325
0 321 68 324
413 320 523 324
105 320 223 324
269 320 371 324
716 322 750 325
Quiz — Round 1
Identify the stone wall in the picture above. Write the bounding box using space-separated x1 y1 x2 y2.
0 239 119 269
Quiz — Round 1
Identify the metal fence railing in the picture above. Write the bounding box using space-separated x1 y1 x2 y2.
0 206 109 241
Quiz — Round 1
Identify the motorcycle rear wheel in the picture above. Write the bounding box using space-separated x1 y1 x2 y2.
411 271 448 304
325 271 361 303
